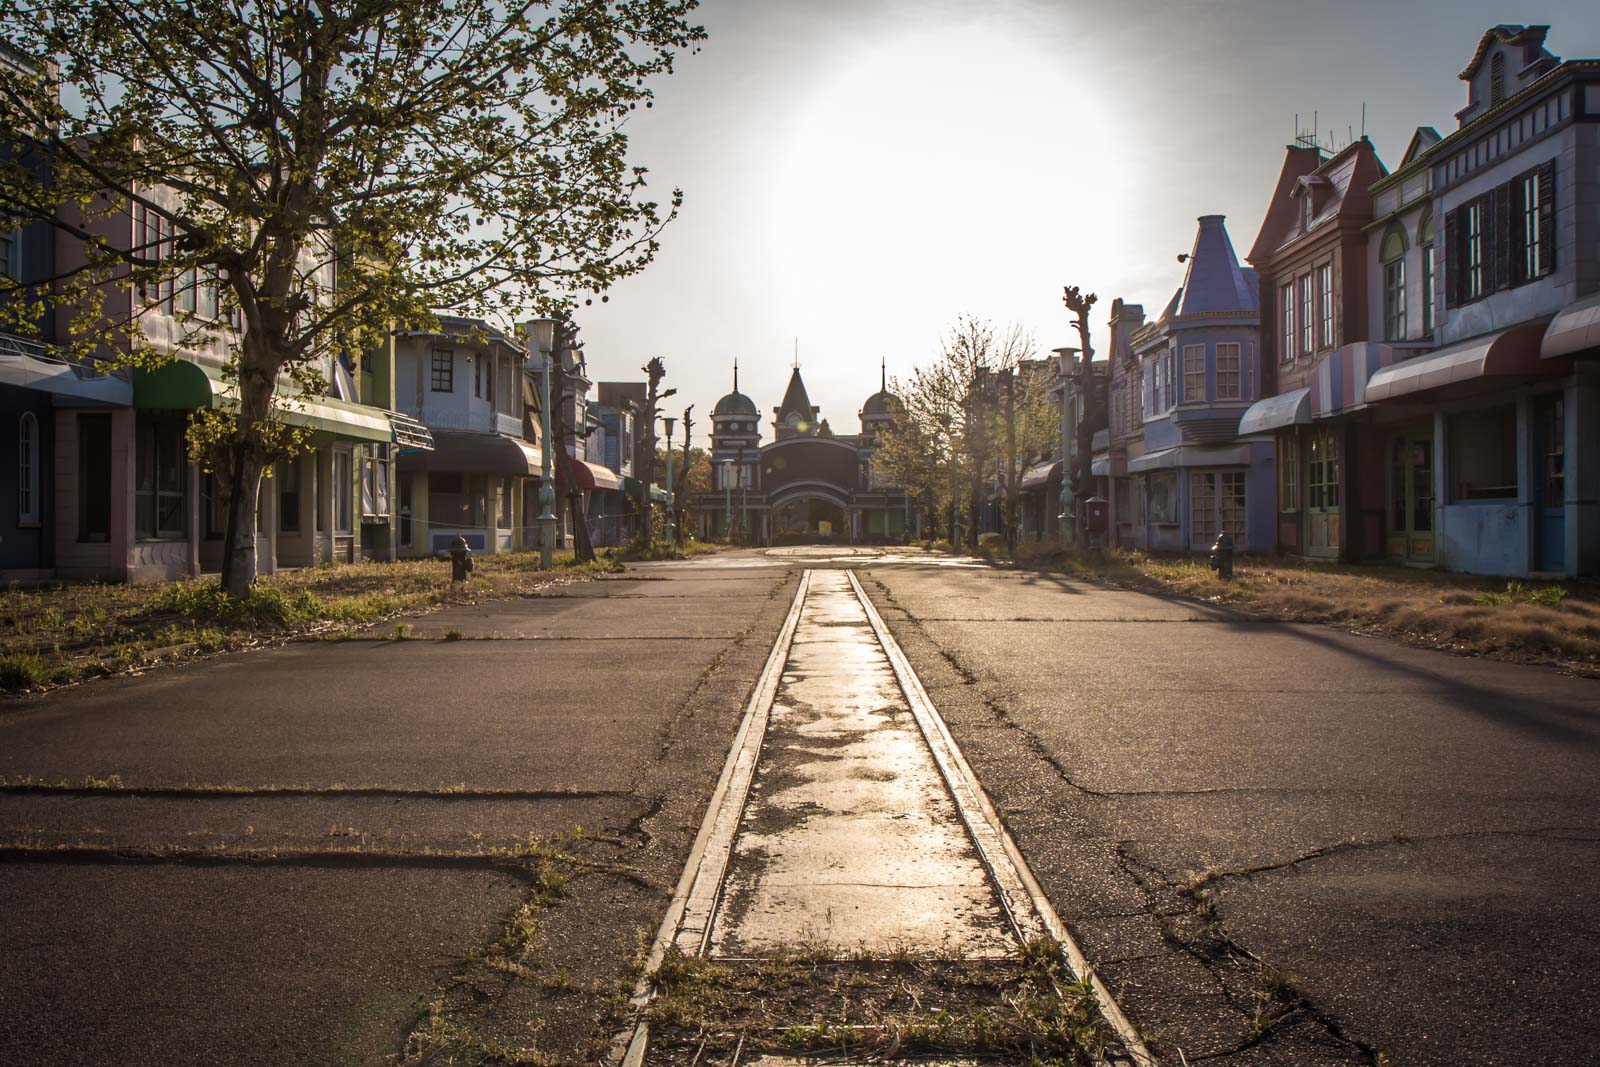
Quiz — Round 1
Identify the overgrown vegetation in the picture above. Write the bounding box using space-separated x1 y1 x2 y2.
642 937 1115 1065
613 536 723 563
0 549 620 694
999 543 1600 674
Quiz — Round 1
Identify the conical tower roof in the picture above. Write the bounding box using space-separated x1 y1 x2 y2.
1176 215 1258 316
776 367 817 426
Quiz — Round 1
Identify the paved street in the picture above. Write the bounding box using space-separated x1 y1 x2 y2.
4 547 1599 1065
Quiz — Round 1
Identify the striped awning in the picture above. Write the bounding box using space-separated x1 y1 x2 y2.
1309 343 1397 418
1366 323 1555 402
1238 388 1310 435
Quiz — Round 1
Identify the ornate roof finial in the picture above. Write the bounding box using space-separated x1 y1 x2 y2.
733 357 739 394
793 337 799 370
881 357 887 392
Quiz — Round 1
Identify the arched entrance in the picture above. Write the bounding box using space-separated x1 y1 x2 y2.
770 494 847 544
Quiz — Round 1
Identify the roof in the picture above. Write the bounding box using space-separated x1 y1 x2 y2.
1459 24 1553 80
1248 139 1387 263
776 367 817 423
861 389 902 417
714 389 758 417
1158 216 1259 326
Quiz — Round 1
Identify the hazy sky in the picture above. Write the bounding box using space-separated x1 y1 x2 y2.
575 1 1600 447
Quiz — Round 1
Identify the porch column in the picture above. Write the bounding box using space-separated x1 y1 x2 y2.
315 447 333 565
187 461 201 577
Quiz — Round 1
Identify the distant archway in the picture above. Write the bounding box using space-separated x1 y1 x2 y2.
769 494 847 544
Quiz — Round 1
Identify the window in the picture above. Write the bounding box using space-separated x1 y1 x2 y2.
1131 362 1143 427
498 477 513 528
1317 264 1333 349
1279 432 1299 512
1463 200 1484 300
278 460 301 532
17 413 39 524
1280 283 1294 363
0 228 14 280
78 414 112 542
1147 472 1177 523
361 443 390 518
1383 259 1407 340
1490 53 1505 106
203 472 227 539
1190 471 1247 549
135 417 187 539
398 472 414 545
1520 171 1540 281
473 353 483 398
1300 194 1312 233
177 266 197 314
1182 344 1205 402
1421 243 1435 334
1298 274 1313 355
334 448 353 533
1307 429 1340 510
431 348 454 392
1215 343 1241 400
197 268 219 320
1449 405 1517 501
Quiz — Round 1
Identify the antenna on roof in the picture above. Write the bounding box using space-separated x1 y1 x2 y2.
1361 101 1367 139
793 337 798 370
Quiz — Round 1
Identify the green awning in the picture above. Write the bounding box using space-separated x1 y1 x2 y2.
134 360 393 443
621 476 642 496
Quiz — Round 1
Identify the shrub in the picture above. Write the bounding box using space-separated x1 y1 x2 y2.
0 652 47 691
151 580 327 630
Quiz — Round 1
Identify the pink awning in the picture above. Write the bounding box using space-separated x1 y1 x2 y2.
1364 323 1558 402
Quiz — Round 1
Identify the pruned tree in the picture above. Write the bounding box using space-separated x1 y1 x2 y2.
1062 286 1099 543
0 0 703 597
674 403 693 543
633 355 673 545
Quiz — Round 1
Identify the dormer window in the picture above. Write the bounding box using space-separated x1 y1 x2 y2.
1300 193 1312 234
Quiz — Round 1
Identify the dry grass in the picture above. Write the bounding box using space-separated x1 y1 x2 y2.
1010 545 1600 674
0 549 621 694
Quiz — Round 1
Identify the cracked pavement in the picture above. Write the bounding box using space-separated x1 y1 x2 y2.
863 560 1600 1066
0 555 803 1065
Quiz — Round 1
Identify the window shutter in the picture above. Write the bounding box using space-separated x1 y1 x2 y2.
1508 177 1527 287
1537 159 1556 276
1443 208 1459 308
1492 184 1512 292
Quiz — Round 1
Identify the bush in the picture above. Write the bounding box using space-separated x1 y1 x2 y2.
151 580 328 630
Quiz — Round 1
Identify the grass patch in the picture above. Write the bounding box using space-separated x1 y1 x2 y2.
0 548 623 694
988 543 1600 674
612 536 725 563
643 937 1115 1065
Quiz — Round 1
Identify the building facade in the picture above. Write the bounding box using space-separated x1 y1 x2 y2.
692 365 916 544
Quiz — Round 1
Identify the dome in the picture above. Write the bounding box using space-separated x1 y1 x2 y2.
861 389 902 417
714 389 758 417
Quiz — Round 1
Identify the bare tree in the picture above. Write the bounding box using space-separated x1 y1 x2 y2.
1063 286 1099 543
633 356 674 546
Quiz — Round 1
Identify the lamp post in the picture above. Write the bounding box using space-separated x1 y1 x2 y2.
523 318 559 569
663 416 676 545
723 458 734 541
736 445 746 545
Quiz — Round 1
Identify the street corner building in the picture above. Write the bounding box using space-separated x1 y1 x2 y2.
690 363 918 545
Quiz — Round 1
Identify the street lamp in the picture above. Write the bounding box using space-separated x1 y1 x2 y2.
663 416 676 545
722 458 734 541
736 444 747 545
523 318 559 570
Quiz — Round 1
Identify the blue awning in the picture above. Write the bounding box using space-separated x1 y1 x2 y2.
1238 388 1309 436
0 333 130 405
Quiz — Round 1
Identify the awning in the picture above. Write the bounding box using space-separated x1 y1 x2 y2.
1310 342 1397 417
649 485 669 504
397 429 541 475
569 459 622 491
1020 460 1062 491
1127 443 1252 472
1542 291 1600 360
390 411 434 454
1238 387 1310 435
1090 457 1110 478
0 333 131 405
133 360 392 443
1365 322 1556 403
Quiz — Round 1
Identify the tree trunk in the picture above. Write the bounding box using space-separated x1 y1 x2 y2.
218 369 274 599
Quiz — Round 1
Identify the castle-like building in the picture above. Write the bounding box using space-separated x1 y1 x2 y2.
691 364 918 544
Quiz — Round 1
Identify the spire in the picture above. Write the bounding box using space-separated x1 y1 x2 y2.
732 358 739 394
881 357 887 392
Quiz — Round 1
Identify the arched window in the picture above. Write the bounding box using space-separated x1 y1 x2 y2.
18 412 39 524
1380 224 1409 342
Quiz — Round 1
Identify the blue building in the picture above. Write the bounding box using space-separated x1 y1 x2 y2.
1118 215 1274 552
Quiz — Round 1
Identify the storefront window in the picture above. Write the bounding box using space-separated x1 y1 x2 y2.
135 417 187 540
1449 405 1517 501
279 460 301 533
1148 472 1177 524
1279 433 1298 512
1307 429 1340 510
334 448 353 533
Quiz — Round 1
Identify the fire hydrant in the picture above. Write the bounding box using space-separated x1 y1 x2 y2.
449 535 474 582
1208 531 1234 581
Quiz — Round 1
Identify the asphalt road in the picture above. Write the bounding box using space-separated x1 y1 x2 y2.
863 559 1600 1066
5 546 1597 1065
0 555 802 1066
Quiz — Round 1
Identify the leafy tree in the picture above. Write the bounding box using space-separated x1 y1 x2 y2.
0 0 704 596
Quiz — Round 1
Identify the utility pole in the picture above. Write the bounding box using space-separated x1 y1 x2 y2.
1003 367 1017 552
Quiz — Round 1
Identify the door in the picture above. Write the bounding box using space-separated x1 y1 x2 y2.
1305 428 1341 558
1188 471 1247 551
1386 429 1434 563
1534 393 1566 572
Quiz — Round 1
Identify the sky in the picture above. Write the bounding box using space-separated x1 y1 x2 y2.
574 0 1600 448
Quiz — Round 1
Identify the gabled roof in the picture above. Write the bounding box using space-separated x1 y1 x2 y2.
1401 126 1442 166
1248 139 1387 264
1459 24 1554 79
1246 145 1324 264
